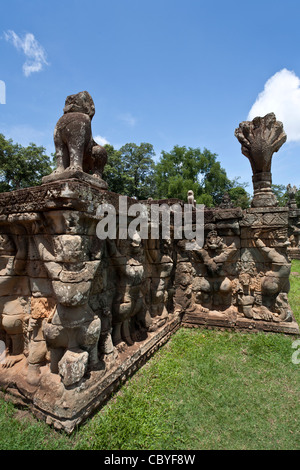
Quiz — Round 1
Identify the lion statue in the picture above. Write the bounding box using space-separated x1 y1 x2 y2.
43 91 107 187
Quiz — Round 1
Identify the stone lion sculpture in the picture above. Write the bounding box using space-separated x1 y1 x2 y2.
42 91 107 187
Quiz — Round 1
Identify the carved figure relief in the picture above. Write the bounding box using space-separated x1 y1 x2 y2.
145 238 175 330
0 229 30 369
191 230 238 311
287 184 298 210
253 231 292 322
108 234 151 348
32 215 103 386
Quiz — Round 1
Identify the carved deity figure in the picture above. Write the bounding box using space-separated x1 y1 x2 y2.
33 221 103 386
0 231 29 369
192 230 238 310
234 230 292 322
288 223 300 248
254 232 291 308
196 230 237 276
26 297 56 385
145 238 174 329
219 192 234 209
0 298 27 368
287 184 298 210
235 113 287 207
108 235 151 347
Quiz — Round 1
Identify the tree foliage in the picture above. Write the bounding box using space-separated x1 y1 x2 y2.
0 134 53 192
119 142 156 200
271 184 289 207
104 142 156 199
2 132 283 211
102 145 127 195
295 190 300 208
271 183 300 208
228 186 251 209
154 145 249 206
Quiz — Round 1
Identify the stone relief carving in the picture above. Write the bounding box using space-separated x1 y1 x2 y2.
253 231 292 322
218 192 234 209
0 96 298 432
288 224 300 249
287 184 298 210
145 237 175 329
189 230 238 313
108 234 151 348
286 184 300 259
0 225 31 370
35 216 103 386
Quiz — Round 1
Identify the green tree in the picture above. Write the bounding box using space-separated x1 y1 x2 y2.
119 142 156 199
272 184 289 207
294 188 300 208
102 144 129 195
155 145 236 206
0 134 53 192
228 186 251 209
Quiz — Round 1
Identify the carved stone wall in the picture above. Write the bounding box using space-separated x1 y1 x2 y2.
286 185 300 260
0 181 298 432
0 181 182 431
0 99 298 432
182 206 297 333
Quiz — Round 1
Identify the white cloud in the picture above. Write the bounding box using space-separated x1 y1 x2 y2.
94 135 110 146
4 30 48 77
118 112 137 127
248 69 300 142
248 69 300 143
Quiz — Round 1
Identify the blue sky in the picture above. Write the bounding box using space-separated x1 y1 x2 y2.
1 0 300 193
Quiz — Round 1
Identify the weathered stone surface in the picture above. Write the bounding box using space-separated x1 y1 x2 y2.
235 113 287 208
0 180 298 431
42 91 108 189
0 100 298 432
287 193 300 260
58 350 89 387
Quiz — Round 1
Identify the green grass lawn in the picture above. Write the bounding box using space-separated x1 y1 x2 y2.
0 261 300 450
